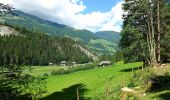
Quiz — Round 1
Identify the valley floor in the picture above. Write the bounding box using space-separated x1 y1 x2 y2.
25 62 170 100
31 61 143 99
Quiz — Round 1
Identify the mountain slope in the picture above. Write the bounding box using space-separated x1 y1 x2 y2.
1 10 121 55
90 31 121 54
0 24 98 65
5 10 98 43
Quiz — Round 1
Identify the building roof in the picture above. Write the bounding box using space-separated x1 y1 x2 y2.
100 61 111 63
99 61 111 65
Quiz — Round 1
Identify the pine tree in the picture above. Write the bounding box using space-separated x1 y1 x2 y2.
120 0 170 66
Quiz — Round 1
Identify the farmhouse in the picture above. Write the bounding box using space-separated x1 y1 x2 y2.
98 61 111 67
60 61 66 66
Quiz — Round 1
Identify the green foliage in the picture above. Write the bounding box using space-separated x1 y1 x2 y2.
128 78 136 88
20 75 47 100
99 54 112 61
99 50 123 63
112 50 124 63
120 23 148 63
43 73 49 77
0 6 47 100
128 67 157 89
120 0 170 64
161 2 170 63
0 64 47 100
141 69 157 83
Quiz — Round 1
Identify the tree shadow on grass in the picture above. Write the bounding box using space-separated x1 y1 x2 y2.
149 75 170 100
41 83 90 100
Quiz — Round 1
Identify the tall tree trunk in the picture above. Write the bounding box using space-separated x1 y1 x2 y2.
146 15 152 65
148 0 157 66
157 0 161 64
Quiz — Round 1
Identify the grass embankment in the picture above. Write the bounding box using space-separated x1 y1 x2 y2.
145 65 170 100
25 62 170 100
125 64 170 100
38 61 143 99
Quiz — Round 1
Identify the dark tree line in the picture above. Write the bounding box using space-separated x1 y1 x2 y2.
0 24 92 66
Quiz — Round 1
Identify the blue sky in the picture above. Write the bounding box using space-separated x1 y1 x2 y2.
83 0 123 13
1 0 124 32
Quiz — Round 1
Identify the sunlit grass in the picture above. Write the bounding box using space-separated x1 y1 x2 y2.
43 61 143 98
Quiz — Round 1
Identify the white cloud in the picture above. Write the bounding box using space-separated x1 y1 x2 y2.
0 0 124 32
100 2 124 32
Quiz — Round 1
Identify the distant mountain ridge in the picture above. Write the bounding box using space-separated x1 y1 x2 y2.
95 31 121 43
6 10 98 43
0 10 121 55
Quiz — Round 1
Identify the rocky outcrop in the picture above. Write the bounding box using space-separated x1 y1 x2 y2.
0 25 18 36
74 44 99 61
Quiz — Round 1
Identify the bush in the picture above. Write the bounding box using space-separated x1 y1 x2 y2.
51 69 68 75
128 78 136 88
51 63 97 76
141 68 157 83
43 73 49 77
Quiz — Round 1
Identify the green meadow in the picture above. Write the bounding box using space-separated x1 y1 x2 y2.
22 62 170 100
28 61 143 99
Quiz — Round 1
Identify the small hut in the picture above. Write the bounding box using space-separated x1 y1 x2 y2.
98 61 111 67
60 61 66 66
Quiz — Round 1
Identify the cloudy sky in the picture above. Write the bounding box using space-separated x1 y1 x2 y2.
1 0 124 32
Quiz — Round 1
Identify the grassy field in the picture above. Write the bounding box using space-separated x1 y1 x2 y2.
24 62 170 99
36 61 143 99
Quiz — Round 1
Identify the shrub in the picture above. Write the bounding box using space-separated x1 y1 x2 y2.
51 69 68 75
128 78 136 88
43 73 49 77
51 63 97 76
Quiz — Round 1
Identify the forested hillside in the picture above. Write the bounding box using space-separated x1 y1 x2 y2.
0 24 95 66
0 10 121 55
